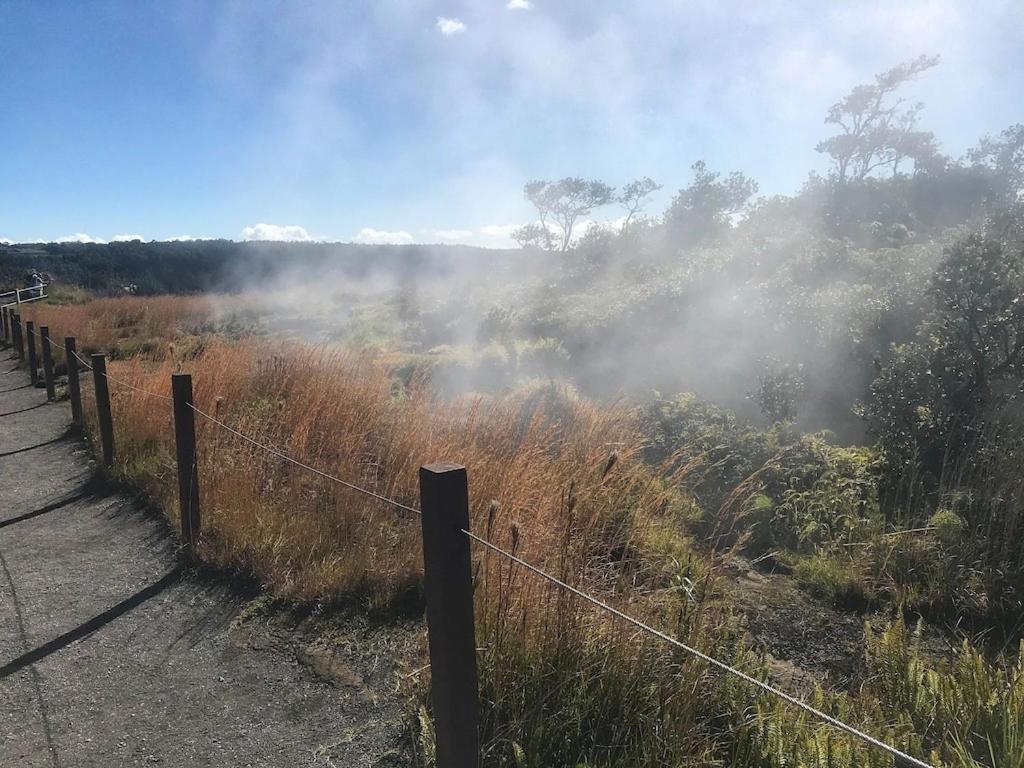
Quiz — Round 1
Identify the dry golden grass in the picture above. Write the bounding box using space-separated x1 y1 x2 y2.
101 340 692 603
96 338 746 765
23 297 694 602
20 295 206 356
23 294 1022 768
21 296 740 764
17 293 264 371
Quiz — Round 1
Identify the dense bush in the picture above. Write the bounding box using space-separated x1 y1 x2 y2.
640 393 881 555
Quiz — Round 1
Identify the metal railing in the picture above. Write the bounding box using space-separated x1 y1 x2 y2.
0 283 49 308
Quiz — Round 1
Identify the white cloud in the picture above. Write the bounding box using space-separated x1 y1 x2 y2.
424 228 473 242
353 227 414 245
0 238 11 245
112 234 145 242
56 233 106 244
479 223 518 238
240 223 313 241
436 17 466 36
165 235 201 241
506 0 532 9
475 223 521 248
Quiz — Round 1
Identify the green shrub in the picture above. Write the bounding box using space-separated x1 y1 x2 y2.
929 508 966 545
640 393 882 555
793 553 871 608
515 337 570 378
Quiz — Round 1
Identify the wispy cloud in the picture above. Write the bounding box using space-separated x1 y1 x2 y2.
112 233 145 242
353 227 413 245
436 17 466 36
164 235 204 242
170 0 1020 243
240 223 312 241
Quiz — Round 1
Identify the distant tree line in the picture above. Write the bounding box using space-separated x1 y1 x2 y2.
0 240 516 295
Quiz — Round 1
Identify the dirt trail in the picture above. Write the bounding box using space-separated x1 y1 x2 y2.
0 362 411 767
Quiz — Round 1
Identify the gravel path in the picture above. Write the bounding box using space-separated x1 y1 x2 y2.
0 359 411 767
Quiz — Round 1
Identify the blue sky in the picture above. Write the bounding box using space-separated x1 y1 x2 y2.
0 0 1020 246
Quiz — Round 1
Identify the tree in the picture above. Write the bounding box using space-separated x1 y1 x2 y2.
752 358 806 425
618 177 662 227
863 232 1024 480
929 234 1024 404
516 177 614 251
664 161 758 246
816 55 941 182
969 123 1024 201
512 222 554 250
523 179 558 232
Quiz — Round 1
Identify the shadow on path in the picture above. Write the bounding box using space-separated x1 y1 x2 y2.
0 432 71 459
0 566 184 680
0 492 90 530
0 550 62 768
0 401 47 418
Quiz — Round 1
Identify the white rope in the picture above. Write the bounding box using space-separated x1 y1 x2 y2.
44 336 67 352
69 349 172 402
71 350 93 371
102 373 173 402
187 403 422 517
462 528 935 768
22 324 65 352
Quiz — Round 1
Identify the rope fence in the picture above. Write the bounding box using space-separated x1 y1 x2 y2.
0 305 937 768
187 403 422 517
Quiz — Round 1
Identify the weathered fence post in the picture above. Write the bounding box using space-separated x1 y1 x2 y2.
65 337 82 427
1 307 9 346
419 463 480 768
91 354 115 466
12 314 24 360
171 373 201 548
40 326 55 401
25 321 38 385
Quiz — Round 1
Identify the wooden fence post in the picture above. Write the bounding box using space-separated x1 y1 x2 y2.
66 337 82 427
12 314 24 360
1 307 8 346
91 354 115 466
171 373 201 547
419 463 480 768
25 321 39 384
40 326 55 401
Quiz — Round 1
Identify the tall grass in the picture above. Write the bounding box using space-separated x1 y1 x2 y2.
19 295 1024 767
19 293 260 366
